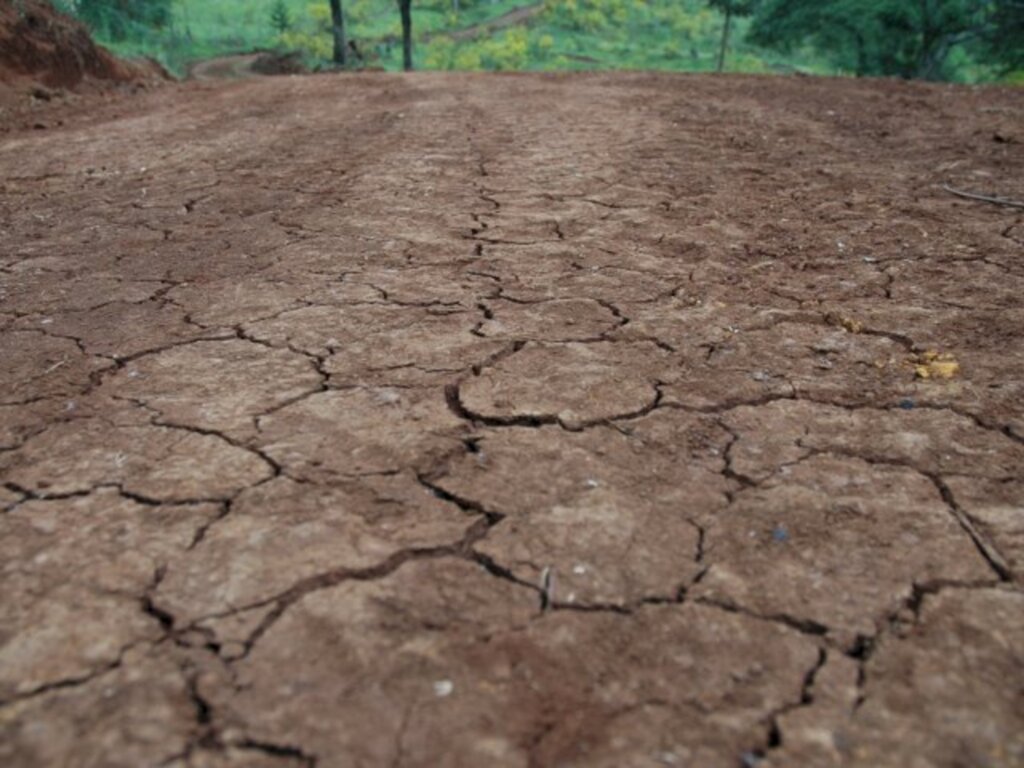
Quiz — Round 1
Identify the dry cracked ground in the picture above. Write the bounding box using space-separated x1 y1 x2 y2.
1 72 1023 767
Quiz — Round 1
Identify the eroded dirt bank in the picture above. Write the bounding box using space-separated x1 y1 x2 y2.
0 0 167 132
1 71 1023 767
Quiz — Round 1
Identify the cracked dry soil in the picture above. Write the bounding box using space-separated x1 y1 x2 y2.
1 71 1023 767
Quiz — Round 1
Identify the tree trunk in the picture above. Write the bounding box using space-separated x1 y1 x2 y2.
399 0 413 71
329 0 347 66
717 7 732 72
856 34 867 76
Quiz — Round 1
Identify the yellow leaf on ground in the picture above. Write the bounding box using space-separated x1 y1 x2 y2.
911 350 961 380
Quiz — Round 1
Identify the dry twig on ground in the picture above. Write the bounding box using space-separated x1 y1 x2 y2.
942 184 1024 209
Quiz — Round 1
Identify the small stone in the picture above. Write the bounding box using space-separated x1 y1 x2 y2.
373 388 402 405
220 641 247 660
433 679 454 698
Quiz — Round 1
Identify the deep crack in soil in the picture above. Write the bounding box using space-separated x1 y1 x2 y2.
1 71 1023 767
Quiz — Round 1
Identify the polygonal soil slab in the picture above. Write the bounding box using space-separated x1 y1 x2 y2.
888 260 1023 310
166 277 319 328
0 330 110 405
798 304 1024 436
458 341 671 428
154 475 478 628
21 301 210 359
661 322 912 410
0 647 195 768
104 338 323 439
693 454 993 645
471 207 566 244
1 419 273 501
944 477 1023 582
711 258 892 305
0 489 218 699
760 652 860 768
431 413 731 606
207 559 820 767
255 387 464 481
244 305 505 385
838 588 1024 766
0 398 80 451
721 399 1024 482
482 252 677 303
115 225 287 284
310 265 496 307
476 298 620 342
0 273 161 315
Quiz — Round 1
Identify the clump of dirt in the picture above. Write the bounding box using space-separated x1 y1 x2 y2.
250 50 308 76
0 0 167 119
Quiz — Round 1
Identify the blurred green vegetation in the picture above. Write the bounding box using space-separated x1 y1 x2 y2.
57 0 1021 82
420 0 828 74
750 0 1023 82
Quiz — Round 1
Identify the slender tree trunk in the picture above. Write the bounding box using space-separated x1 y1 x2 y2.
717 7 732 72
398 0 413 71
329 0 347 66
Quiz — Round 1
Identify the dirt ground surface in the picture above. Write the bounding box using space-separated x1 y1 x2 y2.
1 71 1023 767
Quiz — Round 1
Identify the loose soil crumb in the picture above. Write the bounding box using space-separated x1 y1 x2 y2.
1 70 1022 767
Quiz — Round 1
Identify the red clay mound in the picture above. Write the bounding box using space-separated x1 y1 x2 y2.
0 0 166 97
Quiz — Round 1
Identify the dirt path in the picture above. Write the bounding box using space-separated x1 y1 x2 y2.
1 72 1022 767
187 53 266 81
445 2 544 41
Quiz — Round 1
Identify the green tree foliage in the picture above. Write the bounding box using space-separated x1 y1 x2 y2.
63 0 1018 80
981 0 1024 73
271 0 293 34
749 0 1024 80
76 0 172 41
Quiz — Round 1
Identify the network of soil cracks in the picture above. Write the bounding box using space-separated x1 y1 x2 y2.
1 72 1023 767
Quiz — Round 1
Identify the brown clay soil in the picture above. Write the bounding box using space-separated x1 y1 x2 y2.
0 0 167 133
1 71 1023 767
